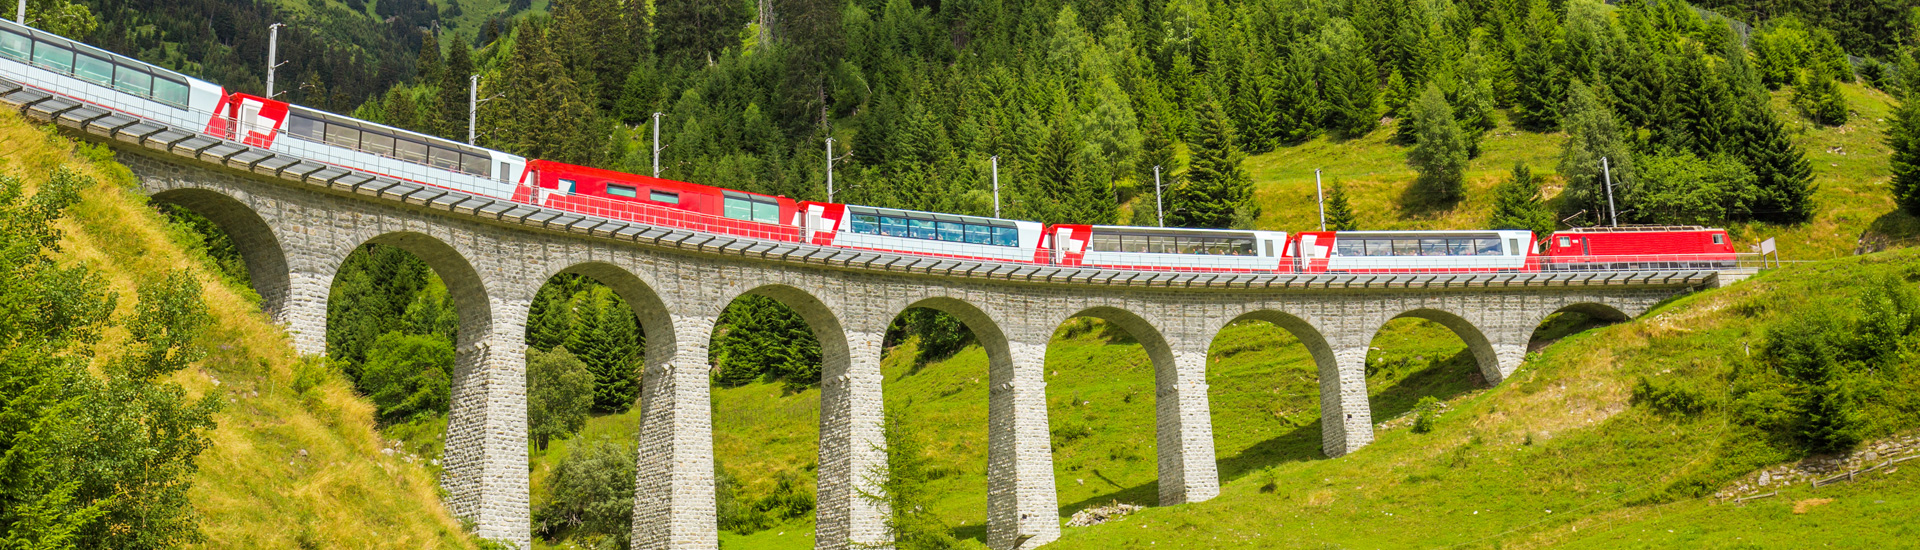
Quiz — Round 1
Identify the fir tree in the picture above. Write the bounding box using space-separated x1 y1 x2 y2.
1407 83 1470 203
417 30 442 85
1273 49 1323 144
567 287 641 414
1743 106 1818 223
527 281 575 352
1489 162 1553 239
1889 88 1920 215
1324 179 1358 231
1558 79 1635 223
1512 0 1564 130
655 0 753 68
1137 116 1181 196
1672 47 1739 155
1795 72 1850 126
1169 101 1254 228
436 41 473 141
1320 25 1380 139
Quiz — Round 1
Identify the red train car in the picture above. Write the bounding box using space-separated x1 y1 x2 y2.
1542 226 1736 270
513 159 800 241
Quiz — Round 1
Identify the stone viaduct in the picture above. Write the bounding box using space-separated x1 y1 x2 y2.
5 83 1720 550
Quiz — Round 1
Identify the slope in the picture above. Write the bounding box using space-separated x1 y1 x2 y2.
0 110 487 548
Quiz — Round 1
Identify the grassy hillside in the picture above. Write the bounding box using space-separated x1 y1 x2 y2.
1243 81 1914 261
0 111 483 548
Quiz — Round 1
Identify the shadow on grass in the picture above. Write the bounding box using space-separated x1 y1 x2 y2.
950 523 986 547
1395 176 1466 220
1855 209 1920 254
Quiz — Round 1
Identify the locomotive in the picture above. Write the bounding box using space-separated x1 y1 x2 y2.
0 17 1741 274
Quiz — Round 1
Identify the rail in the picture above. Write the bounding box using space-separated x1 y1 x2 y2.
0 75 1738 288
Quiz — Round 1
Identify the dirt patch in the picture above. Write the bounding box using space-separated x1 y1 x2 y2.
1792 498 1833 514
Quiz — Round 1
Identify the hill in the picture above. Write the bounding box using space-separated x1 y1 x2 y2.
0 109 486 548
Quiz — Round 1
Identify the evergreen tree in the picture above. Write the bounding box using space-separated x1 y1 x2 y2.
1384 69 1417 142
567 287 642 413
1672 47 1739 155
655 0 753 68
1558 79 1635 223
1489 162 1553 239
1889 87 1920 215
1406 83 1470 203
1136 115 1181 200
436 41 473 143
1512 0 1564 130
1273 49 1323 144
1231 56 1282 153
1743 106 1818 223
1320 22 1380 139
527 281 575 352
417 30 442 85
1795 72 1851 126
1169 101 1254 228
1325 179 1358 231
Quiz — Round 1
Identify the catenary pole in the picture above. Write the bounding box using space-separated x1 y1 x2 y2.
266 23 284 98
1154 165 1164 227
1316 168 1326 231
1603 156 1617 227
826 137 835 202
16 0 25 24
991 155 1000 218
467 75 478 144
651 112 663 177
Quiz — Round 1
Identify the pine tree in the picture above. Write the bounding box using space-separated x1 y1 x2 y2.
1137 115 1180 197
1889 88 1920 215
1795 71 1850 126
1407 83 1470 203
1512 0 1564 130
1673 47 1738 155
567 287 641 413
1489 162 1553 239
1324 179 1358 231
1231 57 1282 153
1273 49 1323 144
1743 105 1818 223
436 41 473 141
1321 38 1380 138
656 0 753 68
527 282 575 352
1558 79 1635 223
1169 101 1254 228
417 30 442 85
1384 69 1417 141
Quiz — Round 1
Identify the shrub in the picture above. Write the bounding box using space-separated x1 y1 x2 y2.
1412 396 1442 434
1631 376 1718 415
535 439 635 546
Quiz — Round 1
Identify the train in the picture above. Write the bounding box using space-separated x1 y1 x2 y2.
0 17 1741 274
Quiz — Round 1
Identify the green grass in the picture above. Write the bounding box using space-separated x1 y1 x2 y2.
1239 82 1914 262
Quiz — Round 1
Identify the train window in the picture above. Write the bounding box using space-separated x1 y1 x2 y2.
461 154 489 177
965 224 991 244
1418 238 1446 256
1712 234 1724 245
1265 240 1275 257
287 115 323 141
395 139 428 163
724 197 753 219
1365 239 1391 257
1122 234 1147 253
1336 239 1363 257
879 216 907 237
558 179 577 194
907 219 935 240
993 227 1019 247
73 54 112 86
1446 239 1471 255
596 184 631 198
360 131 397 158
649 190 678 203
151 78 188 108
751 201 779 223
324 123 361 149
849 214 879 234
1232 239 1255 256
30 42 72 74
1558 237 1571 248
1477 238 1502 255
936 221 964 242
1392 239 1419 256
428 147 462 170
1090 233 1120 252
112 65 149 95
1508 239 1520 255
0 30 28 62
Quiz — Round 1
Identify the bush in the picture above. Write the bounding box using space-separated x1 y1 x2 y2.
358 331 454 423
535 439 635 547
528 346 594 450
1627 152 1759 226
1412 396 1441 434
1631 376 1719 415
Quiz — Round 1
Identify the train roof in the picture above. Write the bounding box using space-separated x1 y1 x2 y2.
1 18 203 90
286 102 503 161
833 203 1031 228
1318 229 1531 237
1555 225 1719 233
1084 225 1283 236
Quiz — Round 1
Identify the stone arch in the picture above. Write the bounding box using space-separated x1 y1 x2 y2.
359 231 494 347
547 261 677 365
148 187 292 320
1206 310 1363 461
1379 307 1505 386
1525 301 1632 353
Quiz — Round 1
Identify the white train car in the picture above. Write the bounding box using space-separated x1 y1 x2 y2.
1289 230 1537 272
797 202 1048 263
215 93 527 200
0 18 222 130
1049 224 1289 271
